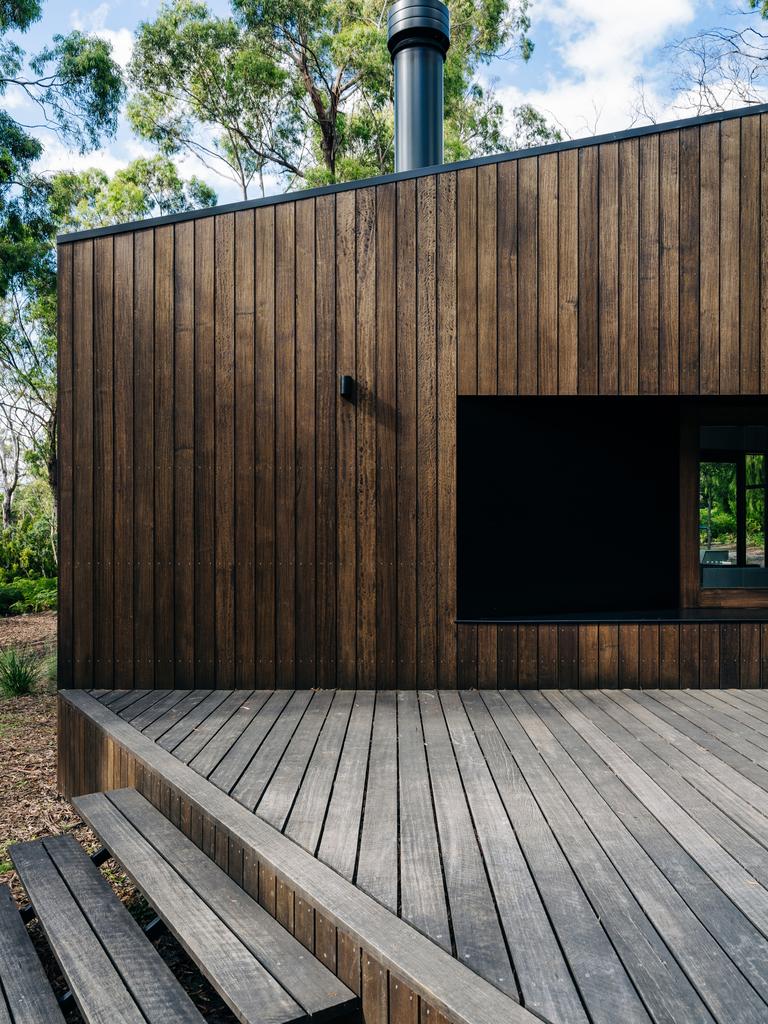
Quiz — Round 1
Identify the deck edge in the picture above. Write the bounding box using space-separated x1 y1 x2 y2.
58 690 551 1024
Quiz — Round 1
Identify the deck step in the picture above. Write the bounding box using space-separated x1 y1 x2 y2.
73 788 359 1024
0 883 66 1023
10 836 204 1024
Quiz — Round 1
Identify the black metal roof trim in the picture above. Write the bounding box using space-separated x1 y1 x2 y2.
58 101 768 244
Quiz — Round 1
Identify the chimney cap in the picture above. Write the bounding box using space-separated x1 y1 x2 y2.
387 0 450 59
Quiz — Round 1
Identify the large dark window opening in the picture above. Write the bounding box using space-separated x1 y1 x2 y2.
457 397 681 619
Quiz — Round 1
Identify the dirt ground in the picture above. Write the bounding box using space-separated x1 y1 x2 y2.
0 614 235 1022
0 609 57 652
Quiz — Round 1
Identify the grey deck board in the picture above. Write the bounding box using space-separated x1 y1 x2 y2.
157 691 231 753
258 691 335 830
440 692 588 1024
143 691 212 742
722 688 768 721
127 689 190 731
484 691 703 1024
93 686 768 1024
692 689 768 737
419 690 518 1000
285 690 356 854
118 688 172 723
191 690 273 778
462 692 652 1024
105 789 357 1022
72 792 308 1024
0 884 66 1023
634 690 768 793
543 693 768 1010
624 691 768 810
593 691 768 865
356 692 399 914
173 690 252 765
666 690 768 761
231 691 314 809
10 840 148 1024
109 690 155 715
581 692 768 884
316 691 374 879
100 689 134 706
41 836 203 1023
210 690 293 794
524 691 768 1021
395 691 451 952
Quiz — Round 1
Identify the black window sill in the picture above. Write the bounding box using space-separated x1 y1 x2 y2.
457 608 768 625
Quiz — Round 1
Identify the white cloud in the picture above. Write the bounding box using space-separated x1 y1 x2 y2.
96 27 134 69
32 136 127 178
497 0 697 139
71 4 134 68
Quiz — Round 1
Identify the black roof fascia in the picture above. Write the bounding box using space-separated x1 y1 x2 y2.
57 101 768 244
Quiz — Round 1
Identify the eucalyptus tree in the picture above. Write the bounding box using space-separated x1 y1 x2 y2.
127 0 558 196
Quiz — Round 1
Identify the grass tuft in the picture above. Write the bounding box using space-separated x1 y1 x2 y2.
0 648 39 698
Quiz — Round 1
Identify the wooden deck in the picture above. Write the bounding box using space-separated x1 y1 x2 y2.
76 687 768 1024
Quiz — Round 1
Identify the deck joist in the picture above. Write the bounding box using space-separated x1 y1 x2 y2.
59 687 768 1024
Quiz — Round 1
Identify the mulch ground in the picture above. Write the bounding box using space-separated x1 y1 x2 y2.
0 609 57 652
0 615 237 1023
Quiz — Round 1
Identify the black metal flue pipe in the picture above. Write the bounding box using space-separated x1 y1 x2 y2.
387 0 451 173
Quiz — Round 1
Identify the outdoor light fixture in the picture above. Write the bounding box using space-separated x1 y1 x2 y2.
339 375 356 401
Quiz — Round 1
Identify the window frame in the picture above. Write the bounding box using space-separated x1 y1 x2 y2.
680 403 768 608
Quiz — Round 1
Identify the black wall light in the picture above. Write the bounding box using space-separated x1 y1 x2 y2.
340 374 356 402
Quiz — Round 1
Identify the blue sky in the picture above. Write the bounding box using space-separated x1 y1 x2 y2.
6 1 767 206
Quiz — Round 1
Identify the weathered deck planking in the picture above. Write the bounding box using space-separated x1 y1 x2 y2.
64 687 768 1024
0 884 66 1023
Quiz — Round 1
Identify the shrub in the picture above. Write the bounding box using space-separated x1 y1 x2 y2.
0 479 57 580
0 577 57 616
0 649 39 697
0 584 25 616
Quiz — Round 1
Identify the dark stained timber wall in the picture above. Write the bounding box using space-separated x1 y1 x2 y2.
58 108 768 689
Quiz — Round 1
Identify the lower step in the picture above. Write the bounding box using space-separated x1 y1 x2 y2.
0 882 66 1023
74 787 359 1024
10 835 203 1023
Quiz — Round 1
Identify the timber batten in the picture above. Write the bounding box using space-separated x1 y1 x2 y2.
57 105 768 691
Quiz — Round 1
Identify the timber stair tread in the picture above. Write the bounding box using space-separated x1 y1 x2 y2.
9 835 204 1024
0 882 66 1024
73 788 359 1024
10 835 202 1019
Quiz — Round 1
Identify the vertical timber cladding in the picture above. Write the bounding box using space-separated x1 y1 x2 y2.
58 108 768 690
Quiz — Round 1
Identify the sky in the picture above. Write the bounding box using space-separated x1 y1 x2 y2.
6 0 767 207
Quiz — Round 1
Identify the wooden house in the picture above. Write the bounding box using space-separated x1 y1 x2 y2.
49 3 768 1023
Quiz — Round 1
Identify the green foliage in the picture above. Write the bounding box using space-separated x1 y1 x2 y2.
0 647 39 696
0 577 56 615
1 0 125 299
50 155 217 233
128 0 556 193
0 479 56 581
128 0 294 197
28 32 123 153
